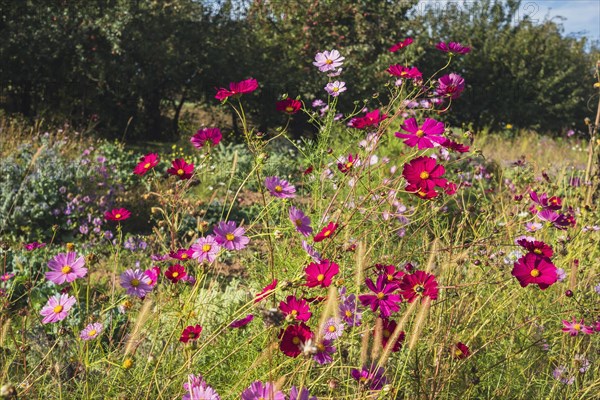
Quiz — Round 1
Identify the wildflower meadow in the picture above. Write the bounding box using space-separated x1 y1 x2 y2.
1 10 600 400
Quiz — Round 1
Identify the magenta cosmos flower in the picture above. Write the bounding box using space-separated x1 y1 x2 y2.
387 64 422 80
324 81 346 97
24 241 46 251
265 176 296 198
241 381 285 400
213 221 249 251
133 153 159 175
403 156 447 194
46 252 87 284
80 322 103 341
166 158 194 180
337 153 358 174
215 78 258 101
40 293 76 324
350 109 387 130
305 259 339 288
255 279 277 303
229 314 254 328
165 264 186 283
395 117 446 149
276 98 302 114
436 73 465 99
180 324 202 343
191 235 221 263
314 222 338 242
289 206 313 237
562 318 594 336
529 191 562 213
435 41 471 55
381 318 405 352
280 295 312 322
290 386 317 400
359 275 402 318
104 208 131 222
398 270 439 303
511 253 557 290
120 268 153 298
389 37 413 52
351 365 388 390
144 266 160 286
313 50 345 72
191 127 222 148
516 238 554 258
279 322 313 358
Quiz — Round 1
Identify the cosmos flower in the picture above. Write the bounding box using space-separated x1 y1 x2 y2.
337 154 359 174
180 324 203 343
265 176 296 198
241 381 285 400
380 318 405 352
323 317 344 340
255 279 277 303
314 222 338 242
359 275 402 317
435 41 471 55
339 292 363 327
289 207 313 237
562 318 594 336
191 235 221 263
143 266 160 286
276 98 302 114
289 386 317 400
279 323 313 358
120 269 153 298
324 81 346 97
313 50 345 72
529 191 562 213
80 322 103 341
279 296 312 322
386 65 422 80
170 248 194 261
516 238 554 258
350 109 388 130
213 221 250 251
215 78 258 101
133 153 160 175
24 241 46 251
351 365 388 390
395 117 446 149
553 366 575 385
45 252 87 284
398 270 439 303
166 158 194 180
104 208 131 222
229 314 254 328
182 374 221 400
436 73 465 99
40 293 76 324
402 156 447 193
389 37 413 52
305 259 339 288
312 339 336 365
165 264 186 283
453 342 470 358
441 138 470 153
191 127 222 148
511 253 557 290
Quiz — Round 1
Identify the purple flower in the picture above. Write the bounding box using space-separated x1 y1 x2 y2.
313 50 345 72
339 292 363 327
324 81 346 97
553 366 574 385
265 176 296 198
120 269 153 298
40 294 76 324
241 381 285 400
290 386 317 400
182 374 221 400
323 318 344 340
313 340 335 365
191 235 221 263
213 221 250 251
80 322 103 341
289 207 313 237
46 252 87 284
351 365 388 390
436 73 465 99
301 240 322 263
359 275 402 318
229 314 254 328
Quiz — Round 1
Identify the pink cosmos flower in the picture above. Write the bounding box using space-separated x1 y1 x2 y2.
529 191 562 213
398 270 439 303
442 138 470 153
215 78 258 101
453 342 471 358
359 275 402 317
324 81 346 97
313 50 345 72
562 318 594 336
395 117 446 149
289 206 313 237
40 293 76 324
403 156 447 193
350 109 388 130
0 273 15 282
104 208 131 222
191 127 222 148
169 248 194 261
389 38 413 52
45 252 87 284
265 176 296 198
133 153 159 175
435 41 471 55
387 65 422 80
180 324 203 343
381 318 405 352
241 381 285 400
24 241 46 251
213 221 249 251
80 322 103 341
511 253 558 289
313 222 338 242
351 365 388 390
323 317 344 340
279 295 312 322
436 73 465 99
166 158 194 180
191 235 221 263
120 269 153 298
255 279 277 303
305 259 339 288
276 98 302 114
143 266 160 286
279 323 313 358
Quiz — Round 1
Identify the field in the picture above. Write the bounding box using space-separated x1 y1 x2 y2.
1 46 600 400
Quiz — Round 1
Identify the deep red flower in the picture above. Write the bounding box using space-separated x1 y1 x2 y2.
387 65 422 80
511 253 557 290
516 238 554 258
314 222 338 242
398 270 439 303
254 279 277 303
279 295 312 322
350 109 387 130
402 156 447 194
375 264 405 287
405 184 439 200
104 208 131 222
279 322 313 357
215 78 259 101
276 98 302 114
453 342 470 358
305 259 339 288
380 318 405 352
389 37 413 52
167 158 194 180
133 153 159 176
441 138 470 153
179 324 202 343
165 264 186 283
169 248 194 261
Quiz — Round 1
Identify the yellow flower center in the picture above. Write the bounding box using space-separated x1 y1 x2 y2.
325 59 333 65
533 249 542 254
295 219 303 227
202 244 211 252
345 310 353 317
115 213 122 219
317 274 325 282
416 129 425 137
328 325 336 332
377 292 385 299
418 190 427 197
323 230 331 237
181 254 188 259
400 71 408 76
332 87 339 92
387 274 394 281
88 329 97 337
420 171 430 180
291 310 298 317
317 343 325 351
225 233 235 241
345 162 353 169
144 162 151 169
177 168 184 175
454 349 463 357
530 269 540 278
61 265 72 274
285 106 294 112
383 329 391 338
53 305 63 313
292 336 301 345
122 358 134 369
172 272 179 278
574 324 581 331
275 185 283 193
131 279 140 287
